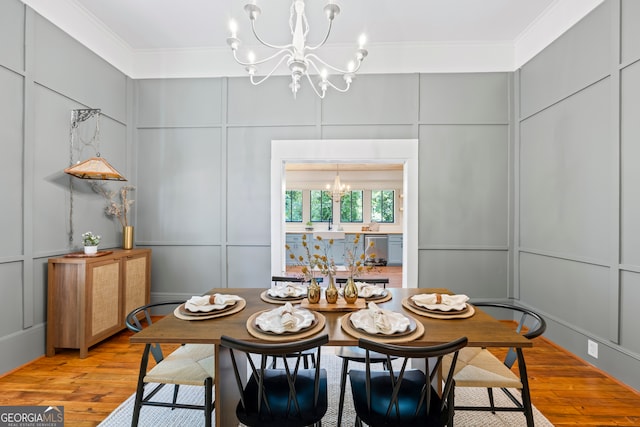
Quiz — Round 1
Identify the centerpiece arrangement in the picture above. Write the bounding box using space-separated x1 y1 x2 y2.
286 234 323 303
286 233 374 305
315 236 338 303
342 233 376 303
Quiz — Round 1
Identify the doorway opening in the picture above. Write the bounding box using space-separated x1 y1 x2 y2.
271 139 418 288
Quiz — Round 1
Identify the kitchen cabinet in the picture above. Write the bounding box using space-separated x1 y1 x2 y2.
387 234 403 266
285 233 312 265
46 248 151 358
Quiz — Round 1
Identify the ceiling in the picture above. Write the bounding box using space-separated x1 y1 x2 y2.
23 0 603 78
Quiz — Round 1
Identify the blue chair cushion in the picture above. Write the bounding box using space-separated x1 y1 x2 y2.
349 369 445 427
237 368 327 427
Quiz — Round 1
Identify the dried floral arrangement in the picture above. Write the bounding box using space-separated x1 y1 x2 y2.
315 236 337 277
343 233 376 279
92 183 135 227
286 234 321 282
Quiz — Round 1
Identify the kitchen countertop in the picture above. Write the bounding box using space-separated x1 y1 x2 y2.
286 230 402 235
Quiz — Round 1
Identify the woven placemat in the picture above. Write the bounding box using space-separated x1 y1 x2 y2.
340 312 424 343
361 291 392 304
246 310 326 342
401 298 475 319
173 299 246 321
260 290 306 305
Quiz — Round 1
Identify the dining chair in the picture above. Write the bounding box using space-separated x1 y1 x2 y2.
349 336 468 427
335 346 396 427
269 275 317 369
334 276 392 426
443 302 546 427
220 333 329 427
125 301 215 427
335 277 389 289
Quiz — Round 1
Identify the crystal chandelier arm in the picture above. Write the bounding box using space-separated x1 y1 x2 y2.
232 47 292 67
306 53 363 75
249 19 293 51
248 54 292 86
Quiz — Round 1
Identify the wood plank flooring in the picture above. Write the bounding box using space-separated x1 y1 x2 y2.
2 315 639 425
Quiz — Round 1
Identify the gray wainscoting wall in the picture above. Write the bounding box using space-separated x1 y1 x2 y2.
1 0 639 393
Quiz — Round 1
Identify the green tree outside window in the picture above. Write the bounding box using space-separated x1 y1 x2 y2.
310 190 333 222
371 190 395 223
340 190 363 223
285 190 303 222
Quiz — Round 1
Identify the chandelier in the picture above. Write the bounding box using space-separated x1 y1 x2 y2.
327 165 350 202
226 0 368 98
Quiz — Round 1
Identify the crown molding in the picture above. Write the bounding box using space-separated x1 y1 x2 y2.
21 0 604 78
514 0 606 67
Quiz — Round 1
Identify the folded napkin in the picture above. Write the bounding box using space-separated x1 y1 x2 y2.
368 302 393 334
355 282 386 298
255 302 314 334
411 293 469 311
350 302 410 335
268 282 307 298
279 302 297 330
185 293 242 312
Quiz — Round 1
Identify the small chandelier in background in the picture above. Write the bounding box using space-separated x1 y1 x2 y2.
327 165 350 202
227 0 368 98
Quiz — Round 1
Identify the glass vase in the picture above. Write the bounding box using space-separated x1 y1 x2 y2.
325 274 338 304
307 278 321 304
343 277 359 304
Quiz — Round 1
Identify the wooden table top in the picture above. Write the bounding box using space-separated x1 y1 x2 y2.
130 287 531 348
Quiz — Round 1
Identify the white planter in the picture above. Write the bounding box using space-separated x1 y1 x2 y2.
84 245 98 254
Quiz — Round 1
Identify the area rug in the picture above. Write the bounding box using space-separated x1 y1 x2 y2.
100 353 554 426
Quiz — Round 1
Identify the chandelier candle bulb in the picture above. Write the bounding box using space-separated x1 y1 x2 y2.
359 34 367 49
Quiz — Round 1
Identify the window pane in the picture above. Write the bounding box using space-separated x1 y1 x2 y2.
285 190 303 222
340 190 363 223
310 190 333 222
371 190 394 223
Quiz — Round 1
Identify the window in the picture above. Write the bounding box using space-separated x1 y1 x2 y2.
371 190 395 223
285 190 303 222
340 190 363 223
310 190 333 222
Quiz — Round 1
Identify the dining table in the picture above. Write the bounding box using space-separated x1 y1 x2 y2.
130 287 532 427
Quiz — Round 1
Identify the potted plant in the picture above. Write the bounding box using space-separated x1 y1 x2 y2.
82 231 101 254
305 221 314 231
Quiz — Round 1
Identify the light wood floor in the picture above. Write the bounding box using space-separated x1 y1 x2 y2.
1 323 639 426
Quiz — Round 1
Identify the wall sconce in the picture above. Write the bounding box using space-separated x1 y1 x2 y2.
64 109 126 181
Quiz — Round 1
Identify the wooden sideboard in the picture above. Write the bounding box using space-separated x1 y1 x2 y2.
46 248 151 358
